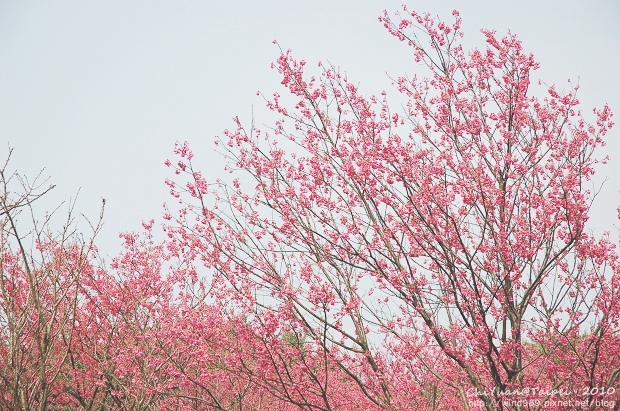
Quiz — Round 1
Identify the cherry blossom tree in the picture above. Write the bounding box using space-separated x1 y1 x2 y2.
1 6 618 411
164 6 618 411
0 150 103 410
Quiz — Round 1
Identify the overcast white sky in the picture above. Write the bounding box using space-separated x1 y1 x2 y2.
1 1 619 258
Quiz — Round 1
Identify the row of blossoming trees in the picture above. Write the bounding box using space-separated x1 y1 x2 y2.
1 6 619 411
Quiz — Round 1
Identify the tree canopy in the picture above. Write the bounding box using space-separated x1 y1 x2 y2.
1 6 618 411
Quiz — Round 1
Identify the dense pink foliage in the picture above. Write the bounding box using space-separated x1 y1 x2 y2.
1 6 618 411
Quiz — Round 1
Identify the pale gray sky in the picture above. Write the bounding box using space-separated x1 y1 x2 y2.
1 1 618 257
